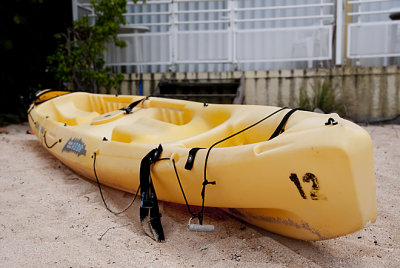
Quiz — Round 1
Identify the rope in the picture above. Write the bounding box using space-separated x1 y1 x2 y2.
150 157 198 219
92 107 289 224
29 106 60 149
27 105 36 124
92 152 140 215
27 105 39 129
166 107 289 224
43 131 62 149
171 159 197 218
199 107 288 221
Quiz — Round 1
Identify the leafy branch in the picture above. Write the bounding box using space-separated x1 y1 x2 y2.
47 0 136 93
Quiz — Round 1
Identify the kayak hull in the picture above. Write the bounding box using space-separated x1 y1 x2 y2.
28 91 377 240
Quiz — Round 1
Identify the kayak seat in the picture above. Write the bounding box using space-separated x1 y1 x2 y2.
53 101 100 126
111 116 218 144
111 103 234 144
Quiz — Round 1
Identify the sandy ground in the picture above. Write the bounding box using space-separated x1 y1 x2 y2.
0 123 399 267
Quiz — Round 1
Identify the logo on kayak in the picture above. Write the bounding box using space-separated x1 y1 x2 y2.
35 122 44 135
62 138 87 156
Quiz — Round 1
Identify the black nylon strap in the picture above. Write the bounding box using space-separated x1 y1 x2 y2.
184 148 205 170
268 108 301 140
140 145 163 208
139 144 165 242
121 97 146 114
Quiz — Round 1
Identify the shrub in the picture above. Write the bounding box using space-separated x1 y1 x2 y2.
298 79 346 116
47 0 134 93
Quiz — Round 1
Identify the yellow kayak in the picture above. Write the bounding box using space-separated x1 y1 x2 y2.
28 90 376 241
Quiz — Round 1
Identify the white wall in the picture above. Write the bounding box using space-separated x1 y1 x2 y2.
74 0 400 72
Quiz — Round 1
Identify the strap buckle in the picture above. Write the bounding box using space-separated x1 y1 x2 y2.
120 106 132 114
140 192 155 209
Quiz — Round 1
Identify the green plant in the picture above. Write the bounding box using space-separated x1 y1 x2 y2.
47 0 135 93
298 79 346 116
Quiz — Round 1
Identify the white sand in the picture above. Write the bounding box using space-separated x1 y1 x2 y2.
0 123 399 267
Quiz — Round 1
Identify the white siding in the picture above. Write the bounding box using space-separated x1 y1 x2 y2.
347 0 400 66
73 0 400 72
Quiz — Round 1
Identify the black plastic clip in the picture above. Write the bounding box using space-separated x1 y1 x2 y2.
185 148 205 170
151 144 163 163
203 179 216 186
120 98 146 114
141 192 155 209
120 106 133 114
325 118 338 126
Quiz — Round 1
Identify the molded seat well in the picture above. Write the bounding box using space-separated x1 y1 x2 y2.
111 105 232 144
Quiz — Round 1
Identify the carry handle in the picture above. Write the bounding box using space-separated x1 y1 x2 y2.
188 217 214 232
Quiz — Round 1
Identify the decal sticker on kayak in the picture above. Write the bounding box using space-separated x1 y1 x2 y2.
62 138 87 156
289 173 307 199
303 173 320 200
290 173 325 200
35 122 44 135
